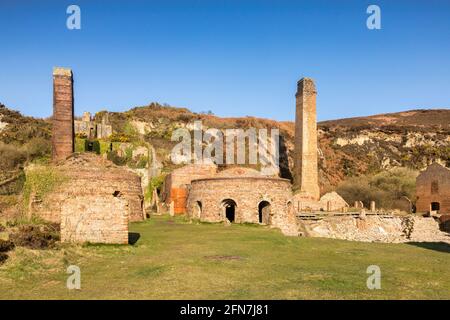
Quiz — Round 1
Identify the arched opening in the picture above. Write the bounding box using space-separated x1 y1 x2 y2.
87 140 94 152
85 139 100 153
431 202 440 211
195 201 202 218
258 201 271 224
221 199 237 223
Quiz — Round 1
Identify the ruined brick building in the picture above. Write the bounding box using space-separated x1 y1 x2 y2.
187 168 293 228
31 67 145 244
162 77 334 236
45 67 448 241
74 111 112 139
162 164 218 215
416 162 450 214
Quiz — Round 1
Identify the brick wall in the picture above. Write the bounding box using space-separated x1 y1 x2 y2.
30 154 145 233
162 164 217 214
187 177 297 235
61 194 129 244
416 163 450 214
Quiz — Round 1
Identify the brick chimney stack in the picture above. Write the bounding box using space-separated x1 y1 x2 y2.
52 67 74 161
293 77 320 200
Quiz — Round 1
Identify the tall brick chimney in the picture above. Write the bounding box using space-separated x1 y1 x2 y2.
293 77 320 200
52 67 74 161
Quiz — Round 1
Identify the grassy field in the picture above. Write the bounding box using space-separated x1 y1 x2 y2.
0 215 449 299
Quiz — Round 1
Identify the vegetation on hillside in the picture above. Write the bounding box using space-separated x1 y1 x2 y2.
336 168 418 209
0 104 51 172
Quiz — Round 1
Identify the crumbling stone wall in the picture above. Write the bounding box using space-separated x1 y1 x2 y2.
416 163 450 214
74 111 112 139
187 176 295 234
319 191 349 212
298 214 449 243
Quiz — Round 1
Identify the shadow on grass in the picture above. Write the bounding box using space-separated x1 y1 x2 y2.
407 241 450 253
128 232 141 245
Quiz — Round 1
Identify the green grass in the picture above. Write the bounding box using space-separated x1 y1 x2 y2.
0 215 449 299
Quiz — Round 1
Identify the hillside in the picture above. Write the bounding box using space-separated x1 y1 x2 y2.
316 109 450 188
116 104 450 190
320 109 450 130
1 102 449 191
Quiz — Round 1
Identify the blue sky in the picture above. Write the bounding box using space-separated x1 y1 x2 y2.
0 0 449 121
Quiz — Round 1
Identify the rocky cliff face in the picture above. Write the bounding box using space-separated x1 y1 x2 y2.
317 109 450 189
117 105 450 190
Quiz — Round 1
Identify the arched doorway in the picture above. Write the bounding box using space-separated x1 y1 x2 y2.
258 201 271 224
195 201 202 218
431 202 440 212
221 199 237 223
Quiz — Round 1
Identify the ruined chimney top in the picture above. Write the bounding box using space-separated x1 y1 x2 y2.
296 77 316 94
53 67 72 77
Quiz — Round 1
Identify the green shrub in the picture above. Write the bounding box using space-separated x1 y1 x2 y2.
0 171 25 195
75 138 86 152
99 140 112 154
145 175 166 202
23 166 68 213
107 150 127 166
337 167 418 209
0 142 26 170
22 137 51 160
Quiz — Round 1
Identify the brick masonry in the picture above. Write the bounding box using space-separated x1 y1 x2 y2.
61 194 129 244
52 67 74 161
187 176 298 235
162 164 218 214
30 154 145 243
416 162 450 214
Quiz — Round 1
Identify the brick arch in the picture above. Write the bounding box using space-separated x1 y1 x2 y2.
258 200 271 224
221 198 238 223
